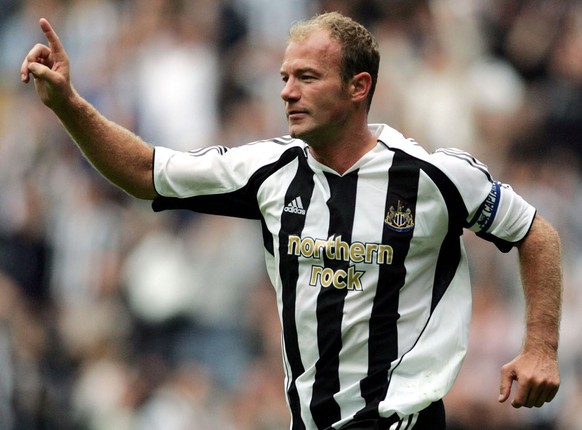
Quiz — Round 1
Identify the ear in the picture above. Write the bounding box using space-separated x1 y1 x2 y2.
349 72 372 104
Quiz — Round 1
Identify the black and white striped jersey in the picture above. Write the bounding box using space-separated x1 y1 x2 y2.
152 124 535 430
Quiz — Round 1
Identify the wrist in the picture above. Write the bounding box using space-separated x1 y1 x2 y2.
52 87 83 118
523 327 559 358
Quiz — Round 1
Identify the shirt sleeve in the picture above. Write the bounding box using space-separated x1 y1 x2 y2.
431 148 536 252
153 145 244 198
151 139 304 219
152 144 264 218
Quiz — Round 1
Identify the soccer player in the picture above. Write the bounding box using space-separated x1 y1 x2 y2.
21 12 561 430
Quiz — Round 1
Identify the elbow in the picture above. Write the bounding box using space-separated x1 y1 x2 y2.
113 173 158 201
126 184 159 201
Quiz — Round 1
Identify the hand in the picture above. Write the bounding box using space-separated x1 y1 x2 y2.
20 18 73 109
498 350 560 408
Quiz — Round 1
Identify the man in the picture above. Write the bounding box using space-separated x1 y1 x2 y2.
21 12 561 430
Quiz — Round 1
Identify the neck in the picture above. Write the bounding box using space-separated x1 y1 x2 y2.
308 124 376 175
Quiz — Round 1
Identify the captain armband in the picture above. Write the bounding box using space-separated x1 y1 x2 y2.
468 181 501 234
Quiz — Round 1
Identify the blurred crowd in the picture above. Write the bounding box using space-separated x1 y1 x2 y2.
0 0 581 429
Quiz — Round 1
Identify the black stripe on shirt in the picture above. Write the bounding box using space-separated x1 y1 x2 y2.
357 149 420 420
413 158 467 311
310 171 359 429
278 156 315 430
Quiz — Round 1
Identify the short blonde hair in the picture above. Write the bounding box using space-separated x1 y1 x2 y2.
288 12 380 110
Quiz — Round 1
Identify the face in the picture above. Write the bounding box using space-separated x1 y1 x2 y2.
280 30 352 145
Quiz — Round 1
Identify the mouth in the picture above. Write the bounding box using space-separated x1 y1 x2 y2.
286 108 308 120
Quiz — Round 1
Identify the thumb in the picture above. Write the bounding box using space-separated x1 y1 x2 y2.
498 365 515 403
28 62 51 80
28 61 63 87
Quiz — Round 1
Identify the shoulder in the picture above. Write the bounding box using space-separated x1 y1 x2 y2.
373 123 431 160
224 135 307 160
428 147 492 183
371 124 492 183
182 135 304 155
156 134 307 170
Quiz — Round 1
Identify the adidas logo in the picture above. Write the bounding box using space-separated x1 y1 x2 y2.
284 197 306 215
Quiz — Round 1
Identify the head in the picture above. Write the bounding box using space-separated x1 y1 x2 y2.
280 12 380 143
288 12 380 111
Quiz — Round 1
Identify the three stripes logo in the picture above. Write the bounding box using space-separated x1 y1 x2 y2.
284 196 306 215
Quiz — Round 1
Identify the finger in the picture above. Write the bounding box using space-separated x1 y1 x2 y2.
534 382 553 408
546 385 559 403
511 378 541 408
534 392 547 408
27 61 53 80
534 384 559 407
39 18 65 56
498 366 514 403
510 380 528 408
511 393 526 408
20 44 51 83
525 384 540 408
21 59 32 83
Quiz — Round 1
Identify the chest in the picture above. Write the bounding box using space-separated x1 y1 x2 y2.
258 159 452 265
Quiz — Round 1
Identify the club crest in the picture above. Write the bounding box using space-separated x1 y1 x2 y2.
385 200 414 233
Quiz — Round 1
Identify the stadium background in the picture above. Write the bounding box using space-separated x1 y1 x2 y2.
1 0 581 428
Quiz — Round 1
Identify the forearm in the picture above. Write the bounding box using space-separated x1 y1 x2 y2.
518 214 562 356
53 90 157 199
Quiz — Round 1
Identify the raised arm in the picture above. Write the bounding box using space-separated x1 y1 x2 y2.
498 213 562 408
21 18 157 200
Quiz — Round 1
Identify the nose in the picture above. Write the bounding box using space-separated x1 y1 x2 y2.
281 77 299 102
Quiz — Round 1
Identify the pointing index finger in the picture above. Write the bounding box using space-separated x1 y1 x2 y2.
39 18 64 54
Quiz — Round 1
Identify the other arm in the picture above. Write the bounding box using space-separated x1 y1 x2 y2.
21 18 156 200
498 214 562 408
